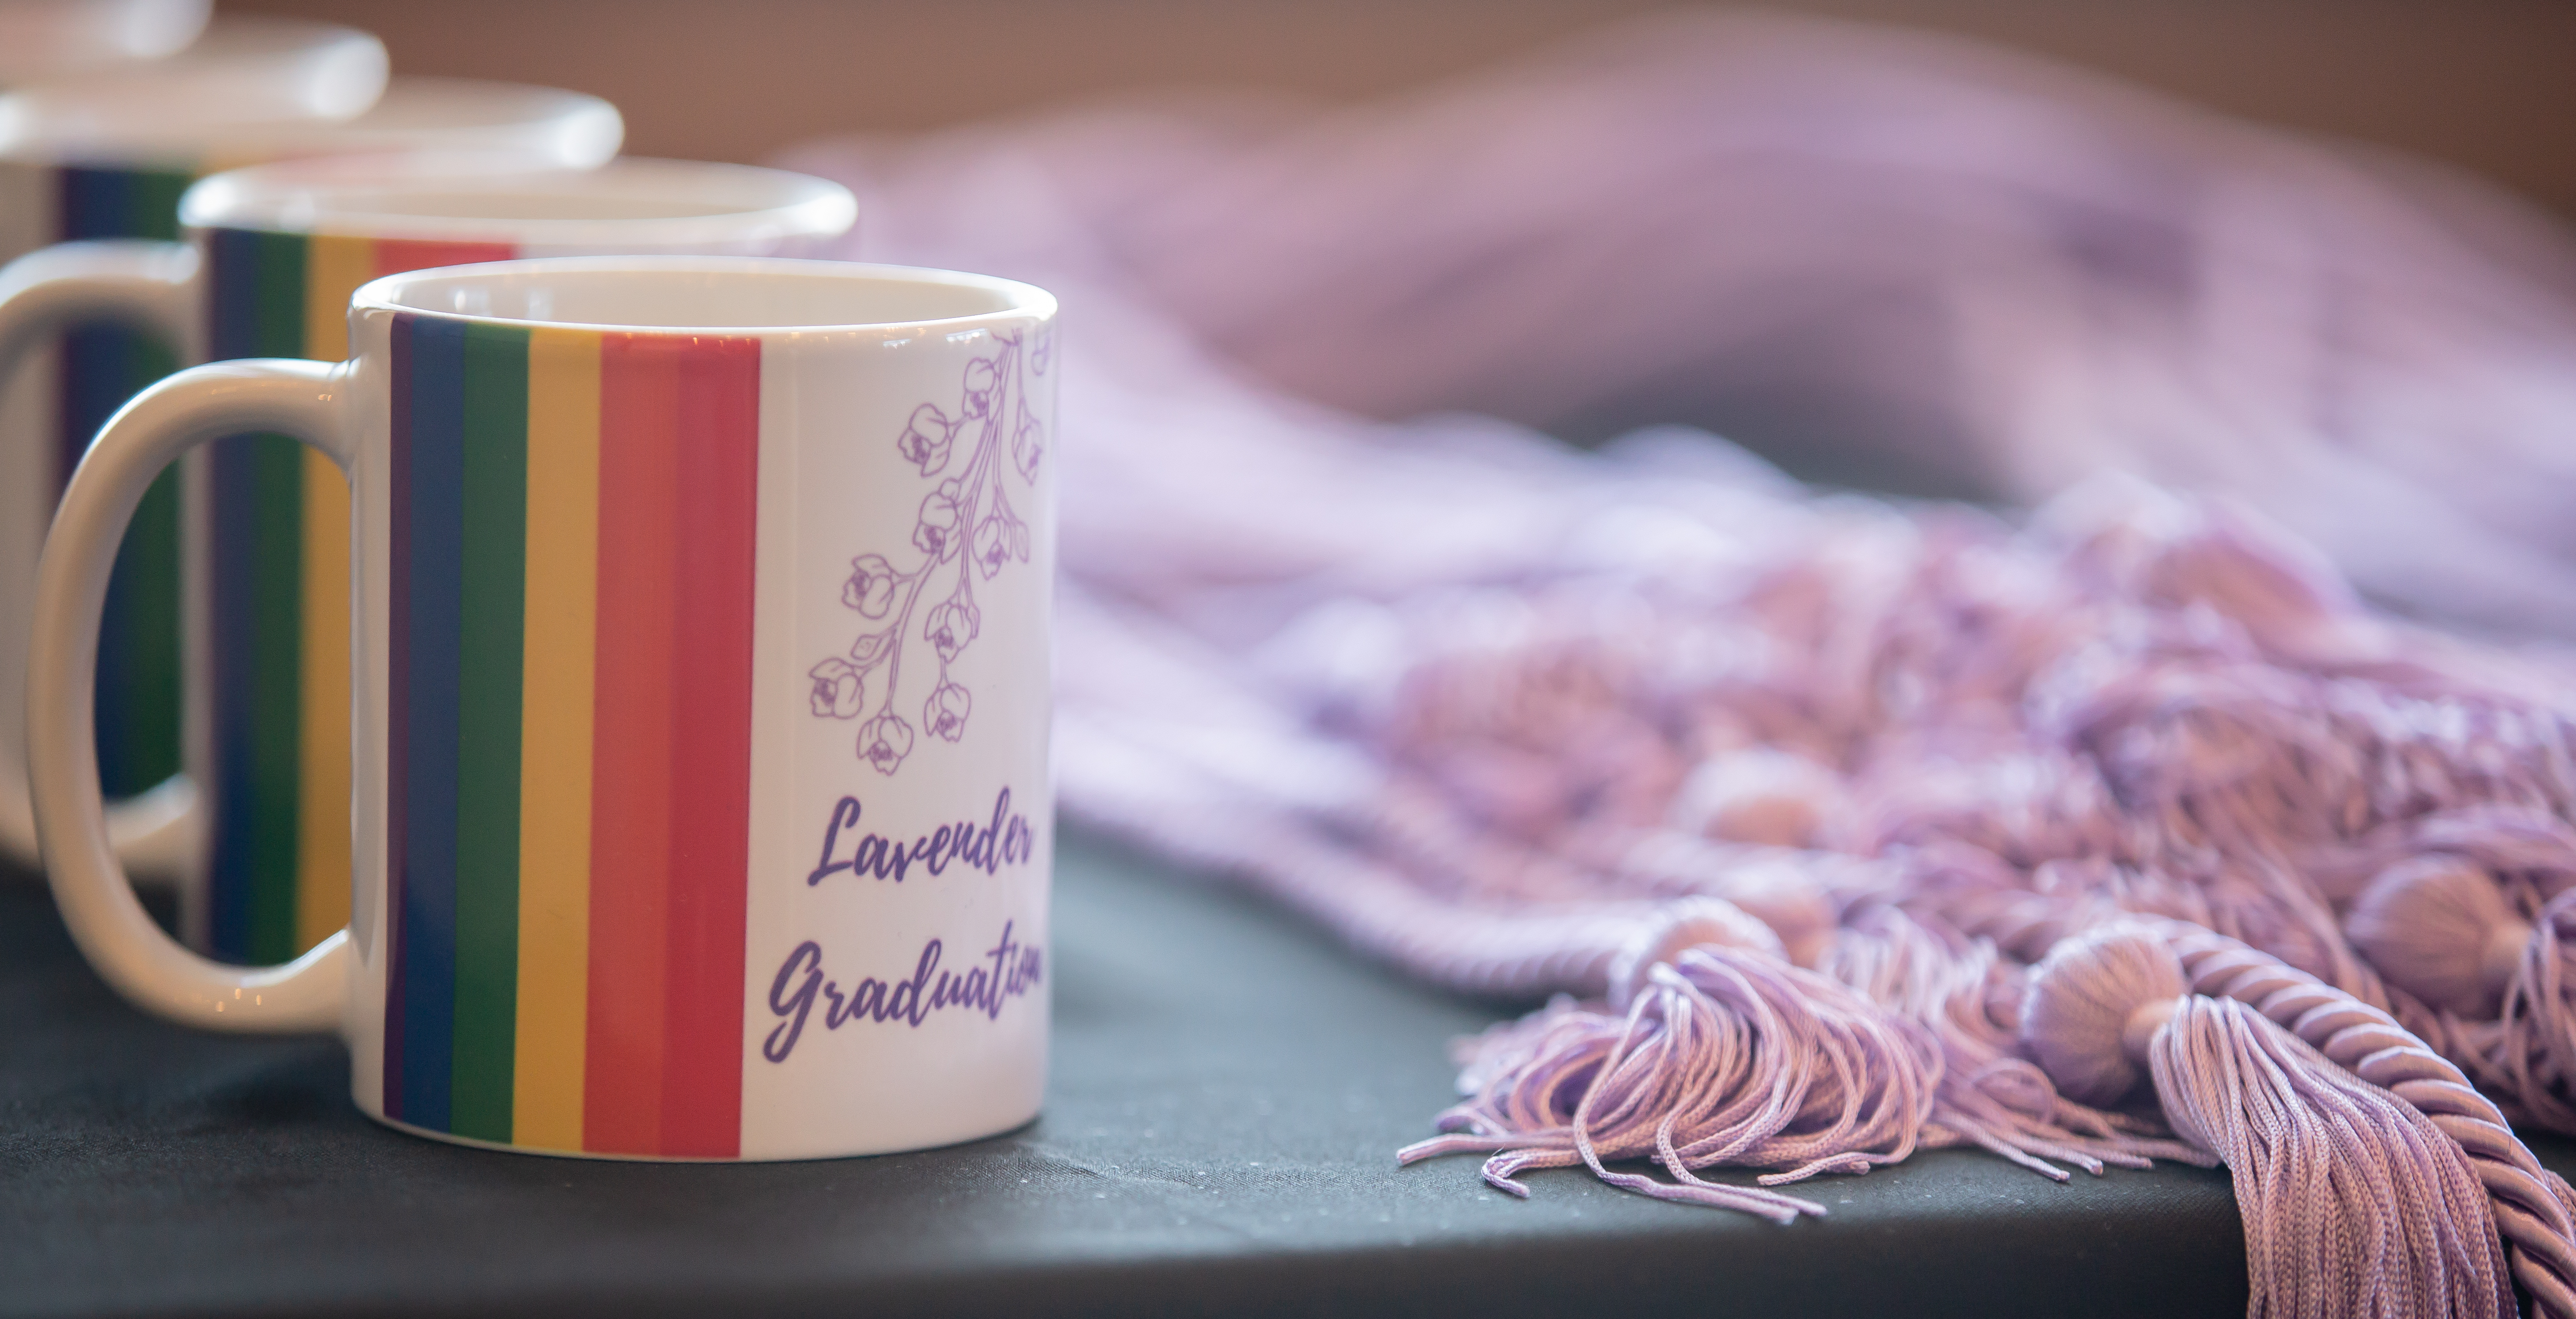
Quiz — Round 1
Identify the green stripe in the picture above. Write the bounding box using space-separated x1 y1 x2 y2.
241 231 315 963
449 321 531 1142
98 167 192 800
83 165 191 801
244 435 305 963
251 230 307 358
101 336 184 800
123 169 189 241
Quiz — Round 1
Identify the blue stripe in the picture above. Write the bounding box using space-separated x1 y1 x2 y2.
58 165 189 803
204 228 264 364
54 166 131 241
384 317 413 1117
55 166 144 490
202 227 266 963
395 314 467 1131
204 438 262 961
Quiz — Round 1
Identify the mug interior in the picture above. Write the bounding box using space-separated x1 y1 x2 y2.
182 156 852 246
363 257 1049 333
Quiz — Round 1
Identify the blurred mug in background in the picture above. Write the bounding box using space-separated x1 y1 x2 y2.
0 156 855 967
0 0 213 87
0 54 620 884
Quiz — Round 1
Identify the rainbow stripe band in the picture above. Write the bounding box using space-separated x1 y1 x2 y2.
385 312 760 1156
200 228 515 963
56 166 193 802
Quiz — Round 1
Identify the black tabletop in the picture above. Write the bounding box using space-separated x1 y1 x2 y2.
10 829 2475 1318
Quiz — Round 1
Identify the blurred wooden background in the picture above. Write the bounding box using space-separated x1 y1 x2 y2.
227 0 2576 221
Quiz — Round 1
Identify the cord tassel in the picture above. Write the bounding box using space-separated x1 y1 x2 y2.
2027 925 2514 1318
1400 899 1938 1221
1826 901 2212 1179
2161 923 2576 1319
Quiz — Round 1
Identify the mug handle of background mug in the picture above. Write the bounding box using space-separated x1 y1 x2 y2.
0 240 205 879
28 356 352 1031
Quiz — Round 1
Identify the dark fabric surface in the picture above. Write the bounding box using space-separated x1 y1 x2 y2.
9 829 2532 1317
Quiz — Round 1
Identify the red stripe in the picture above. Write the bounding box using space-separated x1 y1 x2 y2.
372 239 516 278
582 334 682 1154
659 337 759 1158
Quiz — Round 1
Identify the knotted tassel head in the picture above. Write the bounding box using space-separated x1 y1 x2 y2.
2024 924 2515 1318
2345 855 2529 1018
1606 895 1784 1010
2019 922 2187 1107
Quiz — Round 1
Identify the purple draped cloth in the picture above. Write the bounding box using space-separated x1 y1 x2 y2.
784 9 2576 644
781 14 2576 1314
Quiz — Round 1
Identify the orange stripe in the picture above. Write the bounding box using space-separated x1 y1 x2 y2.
291 234 373 952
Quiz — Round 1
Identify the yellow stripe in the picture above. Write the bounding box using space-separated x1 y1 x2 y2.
291 237 370 953
510 326 601 1151
302 236 374 364
292 444 354 951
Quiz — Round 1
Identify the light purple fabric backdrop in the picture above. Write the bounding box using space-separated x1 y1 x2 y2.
783 13 2576 1312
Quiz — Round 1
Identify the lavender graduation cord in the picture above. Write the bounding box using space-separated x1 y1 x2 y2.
779 11 2576 1316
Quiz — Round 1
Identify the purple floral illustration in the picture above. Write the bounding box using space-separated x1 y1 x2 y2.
809 658 867 718
810 329 1046 775
1013 399 1045 482
843 554 899 616
859 713 915 775
924 597 980 664
925 682 972 742
963 358 999 418
914 481 965 558
897 404 957 475
973 505 1031 581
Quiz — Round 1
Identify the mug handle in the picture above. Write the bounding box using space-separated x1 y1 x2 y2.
0 240 205 878
29 356 355 1031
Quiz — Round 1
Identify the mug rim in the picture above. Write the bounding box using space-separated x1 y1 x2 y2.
180 156 856 249
0 16 386 162
0 75 612 171
354 254 1059 338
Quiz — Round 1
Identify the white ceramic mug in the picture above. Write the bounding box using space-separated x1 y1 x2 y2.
0 78 621 873
32 256 1058 1159
0 0 211 84
0 158 856 972
0 14 381 114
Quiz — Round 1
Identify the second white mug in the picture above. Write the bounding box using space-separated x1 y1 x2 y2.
0 158 856 970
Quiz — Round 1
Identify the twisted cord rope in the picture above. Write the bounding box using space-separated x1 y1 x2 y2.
2149 994 2515 1319
2330 822 2576 1133
2160 921 2576 1319
1076 693 2576 1311
1938 883 2576 1313
1927 854 2532 1124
